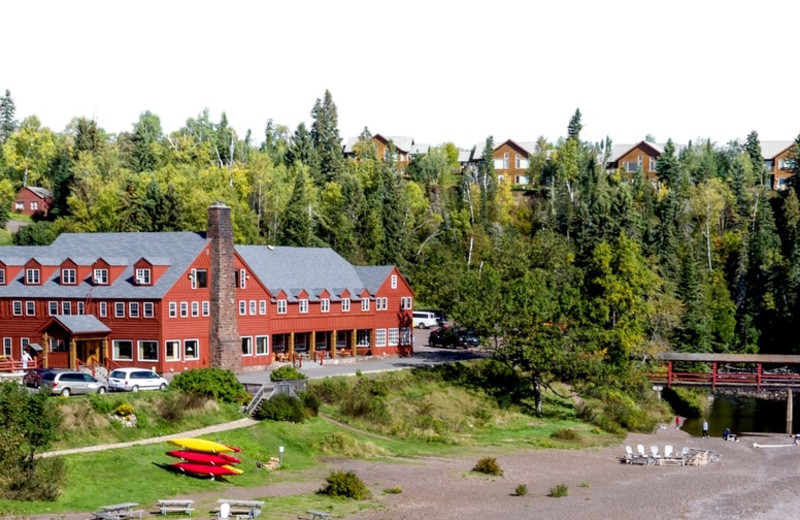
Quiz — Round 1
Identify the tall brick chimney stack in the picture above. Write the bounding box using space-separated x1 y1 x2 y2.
207 202 242 372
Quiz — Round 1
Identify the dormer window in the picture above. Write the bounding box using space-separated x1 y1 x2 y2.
277 299 287 314
94 269 108 285
135 268 151 285
299 299 308 313
62 269 76 285
0 269 5 285
26 269 40 285
361 298 369 311
341 298 350 312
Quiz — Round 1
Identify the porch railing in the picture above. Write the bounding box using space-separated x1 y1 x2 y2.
0 358 40 373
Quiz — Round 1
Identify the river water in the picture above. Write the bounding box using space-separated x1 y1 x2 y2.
681 393 799 437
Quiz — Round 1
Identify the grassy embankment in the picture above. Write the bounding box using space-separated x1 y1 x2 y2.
0 360 666 518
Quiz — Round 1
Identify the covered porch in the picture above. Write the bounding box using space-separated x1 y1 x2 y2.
272 329 374 362
38 315 112 370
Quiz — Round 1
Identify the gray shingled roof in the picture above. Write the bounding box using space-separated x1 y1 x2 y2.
761 141 794 160
51 314 111 334
410 143 429 155
236 245 369 301
0 232 208 299
608 141 688 163
27 186 53 199
343 135 416 154
353 266 394 294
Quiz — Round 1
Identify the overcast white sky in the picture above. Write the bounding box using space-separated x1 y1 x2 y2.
4 0 799 149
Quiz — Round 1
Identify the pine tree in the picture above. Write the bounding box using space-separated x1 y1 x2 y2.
477 137 498 227
567 108 582 141
745 131 766 185
285 122 317 168
0 89 17 143
279 167 313 247
129 111 162 173
656 139 679 189
310 90 344 183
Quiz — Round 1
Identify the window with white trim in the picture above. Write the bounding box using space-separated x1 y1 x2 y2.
649 156 657 172
135 268 151 285
143 302 154 318
138 340 158 361
77 301 85 315
25 301 35 316
12 301 21 316
239 300 246 316
100 301 107 317
49 301 58 316
391 275 397 289
2 338 11 357
299 299 308 313
320 299 330 313
357 330 370 347
93 268 108 285
277 300 287 314
259 300 267 315
165 340 181 361
401 296 413 310
62 268 76 285
113 340 133 361
21 338 29 350
375 329 387 347
115 302 124 318
341 298 350 312
62 301 72 315
129 302 139 318
191 301 199 317
180 302 188 317
191 269 208 289
388 328 399 346
249 300 257 316
0 269 5 285
241 336 253 356
184 339 199 360
202 301 209 316
401 327 411 345
256 335 269 355
26 269 40 285
361 298 369 311
240 269 246 289
169 302 177 318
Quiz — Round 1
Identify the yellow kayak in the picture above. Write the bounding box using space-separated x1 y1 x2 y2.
167 438 237 453
221 464 244 475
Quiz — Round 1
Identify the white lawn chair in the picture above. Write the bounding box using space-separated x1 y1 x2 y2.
650 445 660 459
664 445 674 458
625 445 635 463
637 444 647 457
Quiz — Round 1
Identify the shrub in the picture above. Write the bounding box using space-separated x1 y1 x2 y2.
170 368 248 403
514 484 528 497
270 365 307 382
317 432 387 458
156 392 209 421
312 377 349 404
383 486 402 494
88 393 115 415
549 483 569 497
317 470 371 499
114 403 135 417
472 456 503 477
299 391 320 416
255 393 305 422
2 457 64 501
550 428 580 441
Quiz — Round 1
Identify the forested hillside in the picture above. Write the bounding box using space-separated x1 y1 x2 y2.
2 88 800 375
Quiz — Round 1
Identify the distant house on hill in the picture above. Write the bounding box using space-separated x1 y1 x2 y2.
607 141 685 180
761 141 796 191
462 139 538 185
13 186 53 217
343 133 428 171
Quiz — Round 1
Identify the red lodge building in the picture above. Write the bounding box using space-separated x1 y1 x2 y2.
0 203 414 374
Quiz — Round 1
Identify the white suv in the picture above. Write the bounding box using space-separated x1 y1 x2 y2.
108 368 169 392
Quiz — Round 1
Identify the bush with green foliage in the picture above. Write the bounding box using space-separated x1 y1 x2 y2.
549 483 569 497
472 456 503 476
550 428 580 441
156 392 209 421
88 393 115 415
114 403 135 417
317 470 371 499
270 365 307 382
255 393 306 422
383 486 402 494
170 368 248 403
300 391 320 415
514 484 528 497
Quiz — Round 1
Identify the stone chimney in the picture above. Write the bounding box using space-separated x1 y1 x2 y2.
207 202 242 372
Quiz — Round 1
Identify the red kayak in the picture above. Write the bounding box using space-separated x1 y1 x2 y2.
166 450 241 465
172 462 243 476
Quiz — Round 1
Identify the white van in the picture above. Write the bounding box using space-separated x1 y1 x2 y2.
413 311 439 329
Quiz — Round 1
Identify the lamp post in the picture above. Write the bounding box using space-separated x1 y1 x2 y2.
279 446 284 467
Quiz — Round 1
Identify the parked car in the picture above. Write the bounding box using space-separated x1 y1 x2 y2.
413 311 440 329
108 368 169 392
456 329 480 348
23 368 57 388
40 371 107 396
428 326 463 348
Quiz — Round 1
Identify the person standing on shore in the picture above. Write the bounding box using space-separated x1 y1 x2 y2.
702 419 709 438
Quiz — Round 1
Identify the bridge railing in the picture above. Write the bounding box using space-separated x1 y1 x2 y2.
645 369 800 389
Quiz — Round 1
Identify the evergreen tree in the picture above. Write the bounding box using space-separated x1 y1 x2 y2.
285 122 317 168
310 90 344 183
567 108 582 141
0 89 16 143
745 130 766 185
129 111 162 173
74 117 101 155
675 246 712 353
477 137 498 227
656 139 679 189
279 167 313 247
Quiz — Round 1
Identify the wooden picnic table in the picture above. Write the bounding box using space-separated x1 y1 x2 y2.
93 502 141 520
302 510 332 520
157 499 195 516
216 499 264 518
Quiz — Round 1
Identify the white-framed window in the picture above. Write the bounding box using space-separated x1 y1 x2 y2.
249 300 257 316
100 301 107 317
623 161 638 173
113 340 133 361
138 340 158 361
277 299 287 314
129 302 139 318
0 269 5 285
143 302 154 318
504 152 509 169
515 175 530 184
241 336 253 356
361 298 369 311
180 302 188 317
62 268 76 285
649 157 657 172
357 330 370 347
26 269 40 285
169 302 177 318
191 301 199 317
2 338 11 357
49 301 58 316
135 268 151 285
401 296 413 310
239 269 246 289
375 329 387 347
14 201 23 211
299 299 308 313
77 301 85 315
259 300 267 315
376 297 388 311
62 301 72 315
165 340 181 362
93 268 108 285
115 302 125 318
391 275 397 289
388 328 399 346
401 327 411 345
184 339 199 360
191 269 208 289
321 299 330 313
21 338 29 350
341 298 350 312
202 301 209 316
239 300 246 316
256 335 269 356
31 201 38 211
25 301 35 316
12 301 22 316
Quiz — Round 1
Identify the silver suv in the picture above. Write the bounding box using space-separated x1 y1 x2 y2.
40 371 107 396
